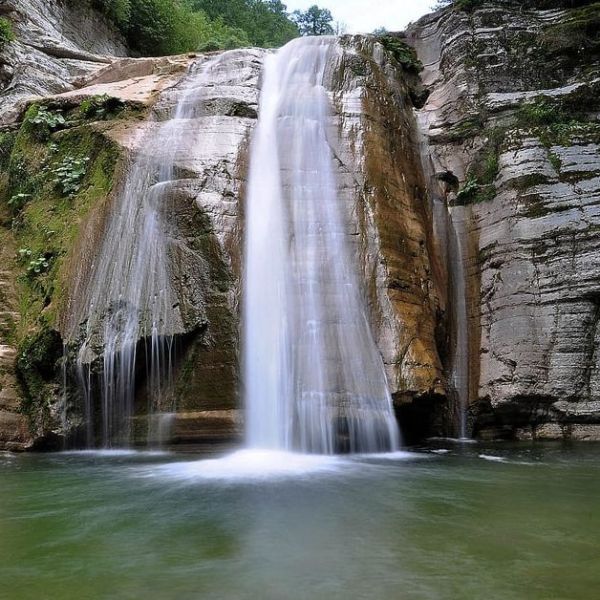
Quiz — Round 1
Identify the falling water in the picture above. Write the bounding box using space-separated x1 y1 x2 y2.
74 54 231 447
449 207 470 439
243 37 400 454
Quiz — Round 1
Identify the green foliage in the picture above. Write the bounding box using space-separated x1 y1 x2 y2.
52 156 91 197
511 173 551 191
517 95 600 146
548 149 562 172
83 0 289 55
94 0 132 25
25 105 66 141
0 131 16 169
517 97 565 127
456 175 480 203
30 107 66 129
540 2 600 58
8 193 31 211
16 325 63 417
0 17 14 49
291 4 334 36
377 35 423 74
456 128 505 204
79 94 125 120
446 115 486 142
191 0 298 48
0 100 124 431
18 248 52 277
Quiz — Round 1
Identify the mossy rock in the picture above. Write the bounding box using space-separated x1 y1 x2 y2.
0 100 131 438
376 35 423 74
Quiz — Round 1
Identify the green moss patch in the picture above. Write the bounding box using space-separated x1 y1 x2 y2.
0 99 128 424
456 128 505 205
540 3 600 59
16 325 63 422
0 17 14 49
376 35 423 74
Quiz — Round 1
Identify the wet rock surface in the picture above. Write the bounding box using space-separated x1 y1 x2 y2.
3 0 600 448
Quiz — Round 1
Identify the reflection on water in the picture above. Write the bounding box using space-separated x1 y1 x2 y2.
1 443 600 600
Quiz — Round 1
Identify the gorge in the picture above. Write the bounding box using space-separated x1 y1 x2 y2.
1 0 600 452
1 2 600 598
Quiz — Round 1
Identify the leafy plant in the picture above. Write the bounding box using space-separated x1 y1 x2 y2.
377 35 423 74
52 156 90 197
79 94 125 120
517 98 565 127
8 193 31 210
17 249 51 276
0 17 14 49
456 175 480 203
26 106 66 141
30 107 66 130
0 131 16 168
291 5 334 36
74 0 298 55
27 255 51 276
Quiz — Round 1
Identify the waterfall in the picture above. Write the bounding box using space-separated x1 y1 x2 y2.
243 37 400 454
73 55 229 447
449 207 470 439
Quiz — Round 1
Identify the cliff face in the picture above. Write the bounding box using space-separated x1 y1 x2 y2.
0 0 128 125
0 16 446 447
409 1 600 440
3 0 599 450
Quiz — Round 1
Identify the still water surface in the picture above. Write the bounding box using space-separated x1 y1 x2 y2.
1 443 599 600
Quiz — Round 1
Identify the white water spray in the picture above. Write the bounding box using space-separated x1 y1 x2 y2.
73 54 235 447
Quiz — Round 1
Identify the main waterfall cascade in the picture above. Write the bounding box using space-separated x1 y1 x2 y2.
72 54 233 447
243 37 400 454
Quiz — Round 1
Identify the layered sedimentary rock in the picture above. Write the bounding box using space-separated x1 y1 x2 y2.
4 0 598 449
0 0 129 125
409 0 600 440
0 18 447 447
65 48 265 446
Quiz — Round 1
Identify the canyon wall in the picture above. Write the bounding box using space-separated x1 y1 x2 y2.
2 0 599 449
409 0 600 440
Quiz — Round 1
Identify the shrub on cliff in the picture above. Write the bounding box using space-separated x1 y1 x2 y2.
0 17 14 49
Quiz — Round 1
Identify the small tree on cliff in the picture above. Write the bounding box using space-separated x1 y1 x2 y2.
291 5 334 36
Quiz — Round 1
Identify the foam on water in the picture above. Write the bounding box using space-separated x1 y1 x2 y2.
352 451 429 461
148 449 347 481
59 449 169 458
478 454 507 463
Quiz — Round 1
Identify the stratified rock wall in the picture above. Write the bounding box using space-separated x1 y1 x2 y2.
331 38 446 406
6 0 599 448
410 1 600 440
0 0 128 125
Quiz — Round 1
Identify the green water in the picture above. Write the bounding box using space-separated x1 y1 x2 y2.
1 443 599 600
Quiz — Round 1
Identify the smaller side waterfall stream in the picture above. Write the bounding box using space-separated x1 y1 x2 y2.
416 104 471 440
73 55 231 447
243 37 400 454
449 207 470 439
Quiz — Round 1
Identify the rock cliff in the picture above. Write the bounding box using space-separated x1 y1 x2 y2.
409 0 600 440
2 0 600 449
0 0 128 125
